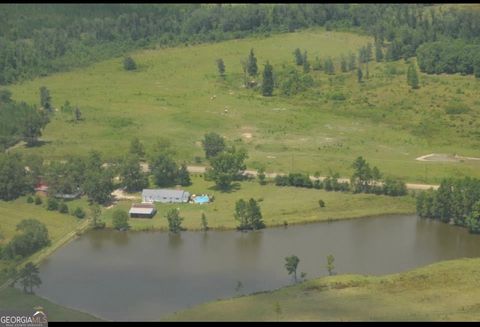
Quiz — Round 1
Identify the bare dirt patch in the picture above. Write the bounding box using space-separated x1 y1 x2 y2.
415 153 480 162
112 189 140 201
140 162 150 173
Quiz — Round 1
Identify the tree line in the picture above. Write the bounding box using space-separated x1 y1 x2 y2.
416 177 480 233
273 156 407 197
1 4 480 85
416 40 480 77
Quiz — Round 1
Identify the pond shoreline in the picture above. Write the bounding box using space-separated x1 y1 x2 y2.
106 208 417 234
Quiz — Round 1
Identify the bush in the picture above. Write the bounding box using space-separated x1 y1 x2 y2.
34 195 42 205
73 207 86 219
329 92 346 101
94 221 106 229
313 179 323 189
318 199 325 208
46 197 59 211
123 56 137 71
58 202 69 214
445 102 470 115
26 196 34 203
112 209 129 230
288 173 312 188
274 175 290 186
382 178 407 196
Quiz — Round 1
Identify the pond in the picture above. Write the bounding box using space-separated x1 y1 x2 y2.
35 215 480 321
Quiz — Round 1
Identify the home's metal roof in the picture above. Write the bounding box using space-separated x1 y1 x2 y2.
141 189 190 199
129 207 156 215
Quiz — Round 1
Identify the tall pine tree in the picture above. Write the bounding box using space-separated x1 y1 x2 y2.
247 48 258 77
293 48 303 66
262 61 274 96
407 62 419 89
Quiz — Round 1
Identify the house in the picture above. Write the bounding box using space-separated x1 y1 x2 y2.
142 189 190 203
34 182 49 194
129 203 157 218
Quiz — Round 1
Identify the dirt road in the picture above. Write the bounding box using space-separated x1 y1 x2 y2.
184 166 438 190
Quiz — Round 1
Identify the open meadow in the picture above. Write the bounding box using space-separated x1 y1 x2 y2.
7 28 480 184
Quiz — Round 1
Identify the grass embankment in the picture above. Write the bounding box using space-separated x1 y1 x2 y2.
164 258 480 321
0 196 91 284
8 28 480 184
0 197 99 321
102 175 415 231
0 287 102 321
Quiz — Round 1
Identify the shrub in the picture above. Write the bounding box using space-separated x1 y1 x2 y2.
123 56 137 71
26 196 34 203
73 207 86 219
46 197 59 211
318 199 325 208
58 202 69 214
445 102 470 115
34 195 42 205
274 175 290 186
329 92 346 101
313 180 323 189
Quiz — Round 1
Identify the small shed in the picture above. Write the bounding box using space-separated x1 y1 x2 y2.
142 189 190 203
129 203 157 218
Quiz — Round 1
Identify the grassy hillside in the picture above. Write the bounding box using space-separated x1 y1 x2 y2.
8 28 480 184
0 287 102 321
164 258 480 321
102 175 415 231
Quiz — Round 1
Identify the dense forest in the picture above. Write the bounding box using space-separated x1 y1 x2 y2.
1 4 480 85
0 89 49 151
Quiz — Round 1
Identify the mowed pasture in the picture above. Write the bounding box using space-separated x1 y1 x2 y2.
164 258 480 321
0 197 87 245
8 28 480 184
102 175 415 231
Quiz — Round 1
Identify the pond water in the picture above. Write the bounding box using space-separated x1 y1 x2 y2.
35 215 480 321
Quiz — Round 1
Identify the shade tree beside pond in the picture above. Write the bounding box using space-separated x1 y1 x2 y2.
284 255 300 283
234 198 265 231
166 208 184 234
112 209 130 231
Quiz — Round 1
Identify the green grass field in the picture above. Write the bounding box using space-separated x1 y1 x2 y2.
0 287 101 321
0 196 88 244
164 258 480 321
7 28 480 184
101 175 415 231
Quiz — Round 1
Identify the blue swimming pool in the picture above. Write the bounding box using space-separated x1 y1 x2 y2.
193 195 209 204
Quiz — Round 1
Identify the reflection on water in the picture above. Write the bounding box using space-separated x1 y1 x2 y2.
36 215 480 321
